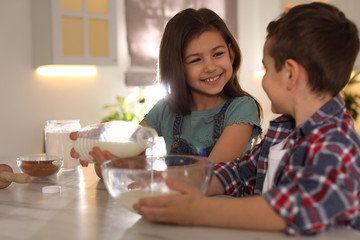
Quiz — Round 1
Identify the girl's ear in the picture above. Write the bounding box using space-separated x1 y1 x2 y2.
228 43 235 64
284 59 299 91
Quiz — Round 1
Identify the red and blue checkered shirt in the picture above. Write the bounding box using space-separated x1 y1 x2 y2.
214 94 360 236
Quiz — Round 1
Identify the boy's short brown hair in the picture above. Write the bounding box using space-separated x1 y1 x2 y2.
266 2 359 96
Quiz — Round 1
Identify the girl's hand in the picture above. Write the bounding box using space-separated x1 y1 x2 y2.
89 147 116 164
70 131 116 166
69 131 89 167
133 178 207 225
89 147 115 179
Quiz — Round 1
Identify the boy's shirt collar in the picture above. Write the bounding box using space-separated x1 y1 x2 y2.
270 94 347 139
296 94 346 136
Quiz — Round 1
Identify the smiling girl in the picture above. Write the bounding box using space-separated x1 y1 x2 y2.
140 8 262 163
73 8 262 166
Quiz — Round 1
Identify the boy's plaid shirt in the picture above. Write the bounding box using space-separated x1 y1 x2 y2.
214 94 360 236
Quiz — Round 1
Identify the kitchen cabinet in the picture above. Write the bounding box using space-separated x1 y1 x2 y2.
31 0 117 67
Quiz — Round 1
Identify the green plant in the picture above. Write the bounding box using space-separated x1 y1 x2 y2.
101 89 145 123
342 71 360 121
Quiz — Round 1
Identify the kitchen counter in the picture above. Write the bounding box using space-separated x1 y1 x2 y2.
1 156 360 240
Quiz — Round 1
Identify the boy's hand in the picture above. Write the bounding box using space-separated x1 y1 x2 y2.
133 178 207 225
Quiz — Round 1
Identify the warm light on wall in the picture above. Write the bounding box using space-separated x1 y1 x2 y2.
36 65 97 77
253 70 265 79
350 70 360 81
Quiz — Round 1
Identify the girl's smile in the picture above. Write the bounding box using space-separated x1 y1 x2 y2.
201 73 222 85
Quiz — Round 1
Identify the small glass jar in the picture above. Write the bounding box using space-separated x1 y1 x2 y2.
45 120 81 170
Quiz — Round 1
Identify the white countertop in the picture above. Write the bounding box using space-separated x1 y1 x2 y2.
1 156 359 240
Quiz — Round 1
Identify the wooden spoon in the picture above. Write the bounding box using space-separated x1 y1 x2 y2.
0 164 31 189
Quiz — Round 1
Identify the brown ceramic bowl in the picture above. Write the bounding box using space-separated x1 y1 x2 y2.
17 154 63 177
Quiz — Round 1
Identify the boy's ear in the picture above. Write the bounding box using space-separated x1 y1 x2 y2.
284 59 299 90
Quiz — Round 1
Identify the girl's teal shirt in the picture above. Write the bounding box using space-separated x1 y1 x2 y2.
143 96 262 159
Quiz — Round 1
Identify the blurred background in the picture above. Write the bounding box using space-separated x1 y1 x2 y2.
1 0 359 156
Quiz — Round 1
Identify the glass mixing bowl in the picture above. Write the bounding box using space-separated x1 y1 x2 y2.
101 155 214 213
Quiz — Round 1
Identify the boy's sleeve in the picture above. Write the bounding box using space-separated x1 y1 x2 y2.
263 132 360 236
214 141 263 197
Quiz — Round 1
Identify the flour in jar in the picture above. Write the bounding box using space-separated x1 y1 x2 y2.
46 132 79 169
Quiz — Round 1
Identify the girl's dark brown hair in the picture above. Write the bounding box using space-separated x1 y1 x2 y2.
266 2 359 96
159 8 262 119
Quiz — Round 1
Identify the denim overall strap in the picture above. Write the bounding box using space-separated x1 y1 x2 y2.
170 113 196 155
172 113 183 136
170 98 233 156
213 98 234 141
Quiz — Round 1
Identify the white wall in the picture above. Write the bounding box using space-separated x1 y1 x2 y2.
237 0 282 131
0 0 359 157
0 0 131 156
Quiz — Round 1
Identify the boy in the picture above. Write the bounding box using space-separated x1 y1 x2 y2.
133 2 360 236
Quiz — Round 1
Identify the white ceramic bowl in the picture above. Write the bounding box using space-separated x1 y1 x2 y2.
101 155 214 213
